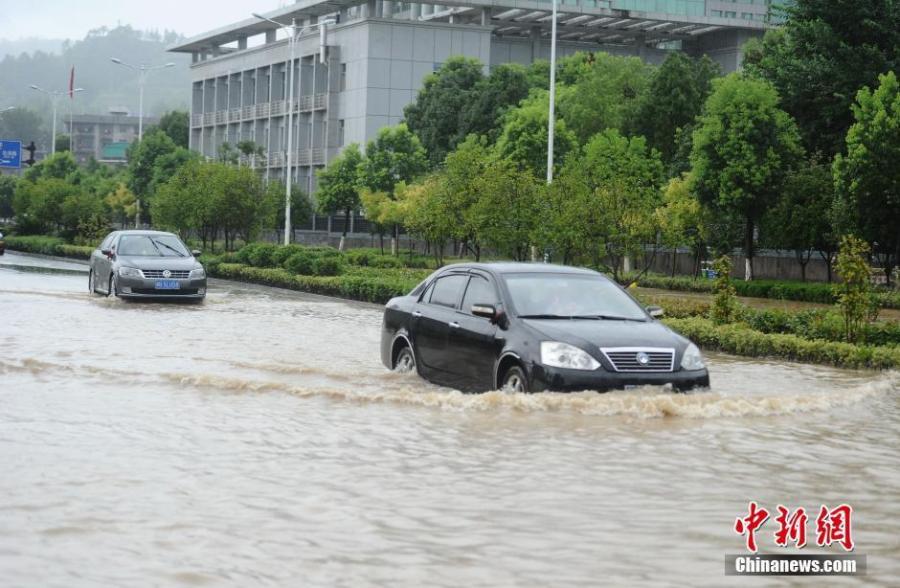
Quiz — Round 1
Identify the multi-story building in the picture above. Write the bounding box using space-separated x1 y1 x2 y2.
169 0 780 198
64 111 158 165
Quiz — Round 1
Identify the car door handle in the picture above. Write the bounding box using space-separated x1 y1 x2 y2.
449 322 460 329
412 311 422 318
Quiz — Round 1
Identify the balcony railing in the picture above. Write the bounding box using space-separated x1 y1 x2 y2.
313 93 327 110
191 113 203 127
271 100 285 116
255 102 270 118
215 110 228 124
242 105 254 120
203 112 215 126
229 108 242 123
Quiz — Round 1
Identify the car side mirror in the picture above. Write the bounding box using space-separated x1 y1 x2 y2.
101 248 112 257
471 304 496 320
192 249 202 257
647 305 664 319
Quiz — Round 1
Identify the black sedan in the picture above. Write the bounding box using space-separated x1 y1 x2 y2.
89 230 207 300
381 263 710 393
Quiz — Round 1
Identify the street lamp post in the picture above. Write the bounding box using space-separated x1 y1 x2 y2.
110 58 175 141
252 13 334 245
29 85 84 154
111 59 174 227
546 0 558 185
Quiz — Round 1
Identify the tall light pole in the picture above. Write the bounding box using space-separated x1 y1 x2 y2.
110 58 175 141
30 85 84 154
546 0 558 185
111 58 174 228
252 13 334 245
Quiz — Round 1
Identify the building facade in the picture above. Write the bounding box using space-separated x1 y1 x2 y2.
64 113 158 165
170 0 778 196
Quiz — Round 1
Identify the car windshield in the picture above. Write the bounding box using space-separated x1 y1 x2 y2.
118 235 188 257
504 273 647 321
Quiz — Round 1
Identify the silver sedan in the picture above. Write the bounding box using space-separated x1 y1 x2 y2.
89 230 207 300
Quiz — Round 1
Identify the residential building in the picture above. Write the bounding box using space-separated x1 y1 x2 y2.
64 110 158 165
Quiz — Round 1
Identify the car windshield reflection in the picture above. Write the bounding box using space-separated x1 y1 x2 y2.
504 273 647 321
118 235 188 257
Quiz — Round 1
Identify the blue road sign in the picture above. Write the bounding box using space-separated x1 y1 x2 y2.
0 140 22 169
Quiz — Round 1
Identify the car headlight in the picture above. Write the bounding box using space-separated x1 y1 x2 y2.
118 267 142 278
540 341 601 371
190 267 206 279
680 343 706 371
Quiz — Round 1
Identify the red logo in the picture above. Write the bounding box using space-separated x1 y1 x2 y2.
735 503 854 552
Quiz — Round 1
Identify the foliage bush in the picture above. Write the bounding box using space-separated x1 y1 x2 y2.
313 256 343 276
665 317 900 370
284 252 315 275
5 235 94 259
623 271 900 309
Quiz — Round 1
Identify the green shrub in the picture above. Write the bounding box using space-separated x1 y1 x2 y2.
665 316 900 370
370 255 404 269
710 255 739 324
313 256 343 276
345 249 375 266
5 235 94 259
246 243 280 268
284 252 315 275
272 244 308 267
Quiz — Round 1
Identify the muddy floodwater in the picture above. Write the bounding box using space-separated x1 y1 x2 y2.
1 251 898 587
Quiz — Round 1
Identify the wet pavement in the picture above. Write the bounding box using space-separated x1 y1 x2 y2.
1 251 898 587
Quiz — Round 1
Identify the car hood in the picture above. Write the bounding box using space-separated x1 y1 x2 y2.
522 318 688 353
116 256 201 270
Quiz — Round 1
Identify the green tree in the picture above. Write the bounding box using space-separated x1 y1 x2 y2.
13 177 79 234
126 128 178 222
496 91 578 179
763 155 836 281
470 160 543 262
316 143 363 251
710 255 739 325
637 53 720 165
393 177 456 265
834 235 878 343
403 56 484 166
833 71 900 286
0 175 17 220
460 63 533 144
155 110 189 148
690 74 803 281
441 135 496 260
360 124 428 254
743 0 900 156
555 51 653 144
55 134 71 152
104 182 137 226
656 173 708 277
23 151 79 182
236 140 266 168
557 129 665 277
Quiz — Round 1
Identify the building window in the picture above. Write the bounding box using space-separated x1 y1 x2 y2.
340 63 347 91
338 119 345 146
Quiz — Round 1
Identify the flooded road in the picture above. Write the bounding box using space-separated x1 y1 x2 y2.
1 251 898 587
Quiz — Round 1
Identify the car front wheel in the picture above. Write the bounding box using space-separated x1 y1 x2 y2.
108 274 118 298
393 346 416 374
501 365 528 393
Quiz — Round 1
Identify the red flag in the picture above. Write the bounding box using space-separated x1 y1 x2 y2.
69 66 75 99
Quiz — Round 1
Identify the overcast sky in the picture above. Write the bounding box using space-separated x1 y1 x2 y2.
0 0 287 41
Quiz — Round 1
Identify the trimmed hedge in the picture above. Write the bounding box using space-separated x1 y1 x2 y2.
623 272 900 309
635 293 900 347
210 263 417 304
5 235 94 259
665 316 900 370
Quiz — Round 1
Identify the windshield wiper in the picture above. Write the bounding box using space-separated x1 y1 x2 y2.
571 315 646 322
151 239 185 257
519 314 645 321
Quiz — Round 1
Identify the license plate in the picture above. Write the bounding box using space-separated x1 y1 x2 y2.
155 280 181 290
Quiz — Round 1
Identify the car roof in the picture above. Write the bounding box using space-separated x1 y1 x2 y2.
115 230 178 236
439 262 602 277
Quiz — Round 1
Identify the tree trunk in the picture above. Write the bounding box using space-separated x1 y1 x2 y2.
671 249 677 277
338 207 349 252
391 224 398 256
743 218 754 281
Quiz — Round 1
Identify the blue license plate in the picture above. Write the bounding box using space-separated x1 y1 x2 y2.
155 280 181 290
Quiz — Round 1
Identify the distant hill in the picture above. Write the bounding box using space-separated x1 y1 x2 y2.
0 37 65 59
0 26 190 120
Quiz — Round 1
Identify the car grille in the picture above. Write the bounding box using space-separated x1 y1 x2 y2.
141 269 191 279
600 348 675 372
